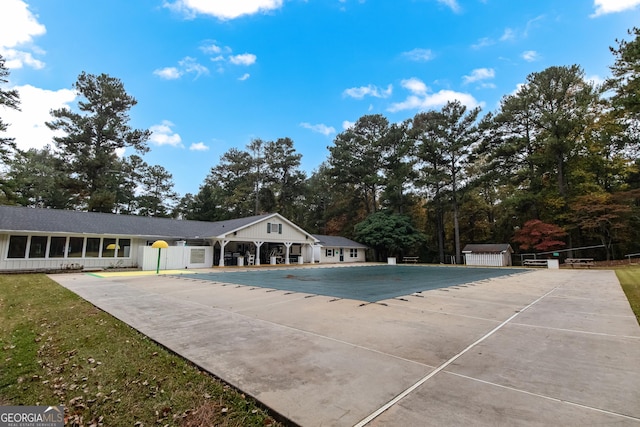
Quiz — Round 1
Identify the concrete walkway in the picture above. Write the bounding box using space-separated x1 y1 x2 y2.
50 267 640 426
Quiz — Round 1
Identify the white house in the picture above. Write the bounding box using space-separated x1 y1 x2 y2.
309 235 368 264
0 205 363 272
462 244 514 267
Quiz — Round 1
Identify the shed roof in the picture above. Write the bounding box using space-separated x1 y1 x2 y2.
0 205 276 239
462 243 513 254
312 234 367 248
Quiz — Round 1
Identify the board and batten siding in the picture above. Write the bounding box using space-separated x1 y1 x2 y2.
232 218 309 242
464 253 511 267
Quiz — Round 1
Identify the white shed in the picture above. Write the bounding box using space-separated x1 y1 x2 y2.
463 244 513 267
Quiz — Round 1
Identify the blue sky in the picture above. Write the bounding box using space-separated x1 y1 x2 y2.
2 0 640 197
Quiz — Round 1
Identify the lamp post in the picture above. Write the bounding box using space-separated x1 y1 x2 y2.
151 240 169 274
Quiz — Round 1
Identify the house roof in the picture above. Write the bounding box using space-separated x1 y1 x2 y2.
462 243 513 254
312 234 367 248
0 205 276 240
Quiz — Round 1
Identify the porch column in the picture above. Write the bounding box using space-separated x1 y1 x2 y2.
284 242 293 264
253 241 264 266
218 239 229 267
307 243 315 263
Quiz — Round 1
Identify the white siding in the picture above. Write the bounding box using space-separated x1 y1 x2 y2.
0 234 143 271
314 245 366 263
464 253 511 267
139 246 213 270
233 218 310 242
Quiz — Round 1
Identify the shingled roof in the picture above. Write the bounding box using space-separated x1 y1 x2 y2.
0 205 273 239
312 234 367 248
462 244 513 254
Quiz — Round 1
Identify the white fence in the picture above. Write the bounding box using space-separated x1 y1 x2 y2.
139 246 213 271
464 253 511 267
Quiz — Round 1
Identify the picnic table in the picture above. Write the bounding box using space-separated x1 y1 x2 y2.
564 258 594 268
523 259 549 267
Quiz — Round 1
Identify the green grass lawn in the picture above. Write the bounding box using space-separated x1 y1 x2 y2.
615 266 640 326
0 274 282 427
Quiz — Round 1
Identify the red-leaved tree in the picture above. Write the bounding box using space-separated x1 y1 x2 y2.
513 219 567 252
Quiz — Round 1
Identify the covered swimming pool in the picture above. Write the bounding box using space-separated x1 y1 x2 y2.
184 265 530 303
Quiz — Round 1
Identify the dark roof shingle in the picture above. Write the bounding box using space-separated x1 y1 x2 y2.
0 205 272 239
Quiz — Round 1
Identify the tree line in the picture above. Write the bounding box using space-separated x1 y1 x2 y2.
1 28 639 262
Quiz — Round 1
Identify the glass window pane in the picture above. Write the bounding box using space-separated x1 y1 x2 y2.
102 238 116 258
8 236 28 258
29 236 48 258
117 239 131 258
68 237 84 258
49 237 67 258
85 238 100 257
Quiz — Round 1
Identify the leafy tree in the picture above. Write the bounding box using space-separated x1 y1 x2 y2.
354 211 426 260
381 120 417 214
137 164 179 217
411 111 448 262
47 72 150 212
609 27 640 120
328 114 389 214
3 147 72 208
570 192 632 260
0 55 19 163
512 219 567 252
412 101 480 264
263 137 306 220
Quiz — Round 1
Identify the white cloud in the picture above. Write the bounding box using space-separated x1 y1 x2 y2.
149 120 183 147
0 0 46 69
388 77 480 112
189 142 209 151
591 0 640 16
3 84 76 151
2 48 45 70
521 50 539 62
586 74 605 85
179 56 209 77
471 37 494 50
437 0 461 12
463 68 495 84
402 48 433 62
153 67 182 80
500 28 515 41
300 122 336 136
229 53 257 66
200 41 231 55
343 84 393 99
164 0 284 20
238 73 251 81
401 78 428 94
342 120 355 130
154 57 208 80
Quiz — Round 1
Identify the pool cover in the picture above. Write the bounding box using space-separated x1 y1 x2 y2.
184 265 530 303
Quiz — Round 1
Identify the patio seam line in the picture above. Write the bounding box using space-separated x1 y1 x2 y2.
508 322 640 340
100 281 441 371
444 371 640 422
353 286 559 427
383 302 505 324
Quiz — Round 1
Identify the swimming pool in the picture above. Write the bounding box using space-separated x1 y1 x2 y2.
184 265 530 303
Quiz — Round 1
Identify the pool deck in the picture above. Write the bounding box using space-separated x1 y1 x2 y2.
50 266 640 426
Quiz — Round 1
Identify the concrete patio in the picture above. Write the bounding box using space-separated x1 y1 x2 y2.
50 266 640 426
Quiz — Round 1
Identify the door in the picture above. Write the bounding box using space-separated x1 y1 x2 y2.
339 248 344 262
